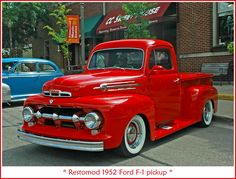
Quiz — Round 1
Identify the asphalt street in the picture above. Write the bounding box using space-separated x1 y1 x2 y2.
2 103 234 166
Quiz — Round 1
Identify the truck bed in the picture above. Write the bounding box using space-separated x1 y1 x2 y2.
179 72 213 82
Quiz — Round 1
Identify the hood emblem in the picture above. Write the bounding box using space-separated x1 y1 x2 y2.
49 99 54 104
50 89 60 95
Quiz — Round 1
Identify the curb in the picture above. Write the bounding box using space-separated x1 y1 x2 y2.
218 94 234 101
214 115 234 122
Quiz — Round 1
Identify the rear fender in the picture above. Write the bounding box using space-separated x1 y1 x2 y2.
182 86 218 121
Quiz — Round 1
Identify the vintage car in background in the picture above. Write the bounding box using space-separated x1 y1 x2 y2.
2 83 11 103
17 40 217 157
2 58 63 102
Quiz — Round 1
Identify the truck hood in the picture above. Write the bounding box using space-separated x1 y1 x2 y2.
43 70 144 97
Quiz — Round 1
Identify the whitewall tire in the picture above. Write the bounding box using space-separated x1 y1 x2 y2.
117 115 146 157
199 100 214 127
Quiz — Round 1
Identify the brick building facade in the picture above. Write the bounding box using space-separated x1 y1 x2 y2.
176 3 233 81
32 2 234 80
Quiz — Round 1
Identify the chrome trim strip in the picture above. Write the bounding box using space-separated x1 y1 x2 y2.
10 98 27 102
34 112 85 121
6 75 39 78
17 129 104 152
93 81 140 91
43 90 72 97
12 93 39 98
9 93 40 102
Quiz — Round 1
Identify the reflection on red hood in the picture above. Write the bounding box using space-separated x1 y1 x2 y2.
43 70 144 97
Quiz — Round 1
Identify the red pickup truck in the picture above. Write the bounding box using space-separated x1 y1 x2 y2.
17 39 217 157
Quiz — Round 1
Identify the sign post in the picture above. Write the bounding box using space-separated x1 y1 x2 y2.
80 3 85 67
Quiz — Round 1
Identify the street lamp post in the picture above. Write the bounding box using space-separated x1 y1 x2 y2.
80 3 85 67
8 20 13 54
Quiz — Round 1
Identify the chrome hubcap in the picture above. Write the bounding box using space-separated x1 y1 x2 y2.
126 121 142 148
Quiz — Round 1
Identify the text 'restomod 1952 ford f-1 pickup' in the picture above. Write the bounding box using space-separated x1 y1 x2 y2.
17 39 217 157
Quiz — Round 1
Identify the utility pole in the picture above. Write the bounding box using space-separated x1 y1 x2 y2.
80 2 85 66
212 3 218 47
8 20 13 55
102 2 106 16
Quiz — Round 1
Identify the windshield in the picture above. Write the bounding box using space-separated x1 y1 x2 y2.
88 49 144 70
2 62 16 72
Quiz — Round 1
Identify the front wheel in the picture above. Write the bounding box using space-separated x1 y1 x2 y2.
199 100 214 127
117 115 146 157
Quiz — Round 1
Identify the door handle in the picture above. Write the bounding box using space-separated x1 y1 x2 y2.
173 78 180 83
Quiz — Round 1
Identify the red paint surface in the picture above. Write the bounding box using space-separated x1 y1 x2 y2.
21 39 218 149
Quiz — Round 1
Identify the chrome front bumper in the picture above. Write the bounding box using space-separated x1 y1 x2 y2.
17 129 104 152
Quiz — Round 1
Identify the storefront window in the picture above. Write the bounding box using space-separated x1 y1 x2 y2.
217 2 234 46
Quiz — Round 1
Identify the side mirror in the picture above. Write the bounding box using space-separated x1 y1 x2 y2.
149 65 165 75
152 65 165 71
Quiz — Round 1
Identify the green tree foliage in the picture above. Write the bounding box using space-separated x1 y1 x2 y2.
227 42 234 54
121 3 156 39
44 4 71 64
2 2 57 56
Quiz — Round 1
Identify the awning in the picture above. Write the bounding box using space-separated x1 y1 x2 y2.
96 2 171 35
85 15 103 38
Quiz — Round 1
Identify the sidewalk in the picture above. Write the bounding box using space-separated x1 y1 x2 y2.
215 100 234 119
214 84 234 120
215 84 234 101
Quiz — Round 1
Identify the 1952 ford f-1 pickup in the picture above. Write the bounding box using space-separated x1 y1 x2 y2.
17 39 217 157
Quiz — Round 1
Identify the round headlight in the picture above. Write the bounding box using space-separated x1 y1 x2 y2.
84 112 101 129
22 107 34 122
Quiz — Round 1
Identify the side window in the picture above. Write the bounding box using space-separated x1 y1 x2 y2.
15 63 37 73
149 49 172 70
38 63 56 73
149 50 156 69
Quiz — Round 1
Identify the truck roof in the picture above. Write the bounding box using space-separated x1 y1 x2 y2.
93 39 173 51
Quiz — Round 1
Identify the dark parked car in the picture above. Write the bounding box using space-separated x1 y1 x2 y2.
2 58 63 102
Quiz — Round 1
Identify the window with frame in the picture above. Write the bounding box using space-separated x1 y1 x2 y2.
217 2 234 46
38 63 56 73
149 49 172 70
15 63 36 73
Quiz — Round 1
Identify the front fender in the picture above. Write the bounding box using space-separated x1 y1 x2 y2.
24 94 156 149
95 94 156 148
25 94 156 149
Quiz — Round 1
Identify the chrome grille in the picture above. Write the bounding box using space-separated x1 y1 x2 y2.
36 107 84 129
43 90 72 97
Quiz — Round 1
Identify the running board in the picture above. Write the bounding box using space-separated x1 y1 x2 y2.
155 119 198 140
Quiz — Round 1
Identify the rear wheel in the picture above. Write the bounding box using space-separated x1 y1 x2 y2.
199 100 214 127
117 115 146 157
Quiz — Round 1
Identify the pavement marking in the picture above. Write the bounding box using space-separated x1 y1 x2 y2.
139 154 172 166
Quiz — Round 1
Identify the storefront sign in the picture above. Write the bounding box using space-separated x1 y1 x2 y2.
96 3 170 35
66 15 80 43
